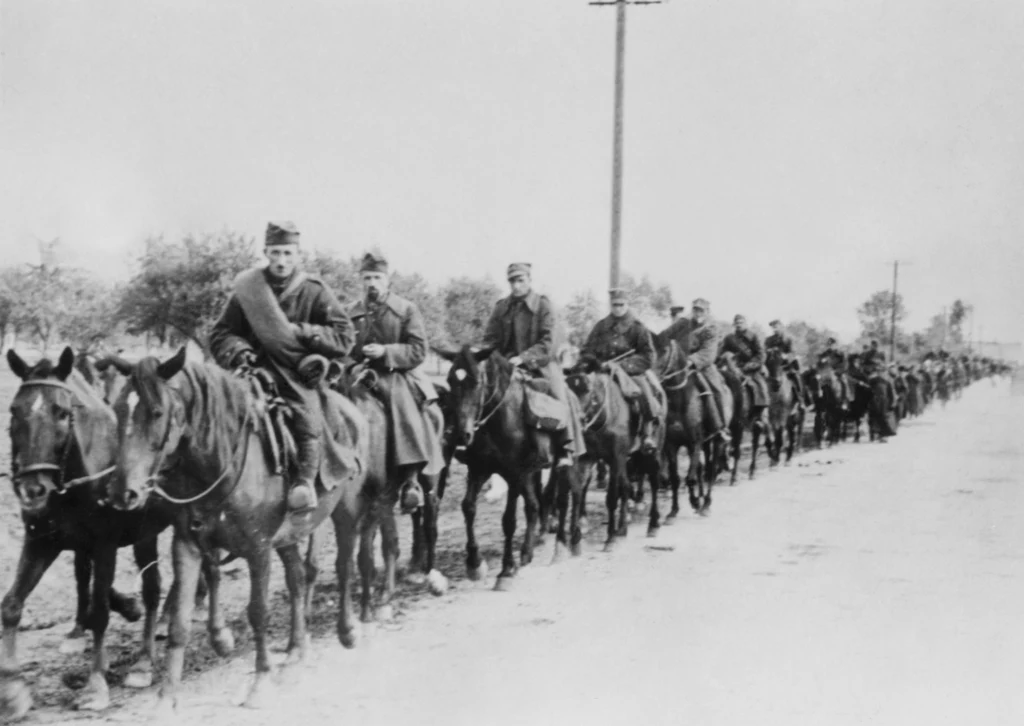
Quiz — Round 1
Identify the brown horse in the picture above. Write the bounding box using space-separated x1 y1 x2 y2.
717 351 766 482
764 348 803 465
108 349 369 712
439 346 582 588
566 358 666 542
0 348 215 719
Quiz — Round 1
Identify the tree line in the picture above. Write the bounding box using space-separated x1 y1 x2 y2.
0 231 971 365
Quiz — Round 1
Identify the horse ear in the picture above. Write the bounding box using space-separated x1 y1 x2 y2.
472 347 494 363
6 349 29 380
432 346 458 362
157 347 188 380
56 347 75 381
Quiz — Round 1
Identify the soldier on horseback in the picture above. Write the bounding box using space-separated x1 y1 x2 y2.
764 320 807 406
862 340 897 410
481 262 586 467
347 252 444 512
210 221 355 532
669 305 686 322
686 298 731 443
719 314 769 409
817 337 852 408
580 289 664 450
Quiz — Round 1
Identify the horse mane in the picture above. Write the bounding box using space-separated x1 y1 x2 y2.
454 346 512 391
133 358 257 463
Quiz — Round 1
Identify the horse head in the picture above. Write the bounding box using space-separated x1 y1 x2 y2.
435 344 499 449
110 347 189 511
6 347 80 515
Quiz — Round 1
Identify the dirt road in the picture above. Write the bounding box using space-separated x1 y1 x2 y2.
15 377 1024 725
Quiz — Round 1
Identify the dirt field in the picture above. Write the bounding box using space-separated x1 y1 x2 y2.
2 369 1022 725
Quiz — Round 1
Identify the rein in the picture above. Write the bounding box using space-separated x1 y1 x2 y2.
473 360 516 429
8 379 115 494
141 380 254 506
577 373 609 431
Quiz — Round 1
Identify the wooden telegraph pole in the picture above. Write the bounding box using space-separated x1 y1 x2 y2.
888 260 910 360
590 0 663 290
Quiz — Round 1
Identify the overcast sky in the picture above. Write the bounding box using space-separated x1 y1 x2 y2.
2 0 1022 343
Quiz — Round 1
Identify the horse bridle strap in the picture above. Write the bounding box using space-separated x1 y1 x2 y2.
9 379 111 493
474 362 516 429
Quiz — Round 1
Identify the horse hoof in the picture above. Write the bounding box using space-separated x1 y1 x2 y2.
405 571 427 586
427 570 449 596
59 635 89 655
242 673 275 710
124 660 154 689
602 540 615 553
0 678 33 721
646 527 659 538
570 541 582 557
377 604 395 623
337 628 357 649
74 673 110 711
360 608 374 624
211 627 235 658
466 561 488 582
65 624 86 640
493 576 515 592
550 547 567 565
664 513 677 525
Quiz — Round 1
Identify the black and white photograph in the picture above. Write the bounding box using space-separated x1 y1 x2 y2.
0 1 1021 724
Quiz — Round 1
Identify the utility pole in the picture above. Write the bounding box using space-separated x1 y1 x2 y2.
590 0 663 290
889 260 901 360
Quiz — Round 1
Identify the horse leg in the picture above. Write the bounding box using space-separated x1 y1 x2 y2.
604 456 627 550
666 445 681 521
124 539 161 690
156 533 202 715
333 509 361 649
550 467 570 563
420 472 442 577
686 443 702 513
462 469 489 581
569 461 590 556
646 454 662 537
74 544 118 711
729 426 742 485
409 508 425 574
785 415 798 464
201 551 232 657
357 514 378 624
494 482 521 590
276 543 310 664
519 472 541 567
0 541 60 721
66 551 91 643
241 549 274 709
377 499 402 617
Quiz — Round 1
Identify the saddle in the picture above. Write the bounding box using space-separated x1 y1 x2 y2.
521 377 568 433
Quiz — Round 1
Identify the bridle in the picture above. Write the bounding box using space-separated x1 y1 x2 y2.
467 359 516 431
128 378 253 506
570 370 609 431
8 379 115 494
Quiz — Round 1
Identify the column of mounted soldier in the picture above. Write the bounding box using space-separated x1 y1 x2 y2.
0 220 1006 718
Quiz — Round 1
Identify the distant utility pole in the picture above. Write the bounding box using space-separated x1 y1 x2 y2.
887 260 910 360
590 0 663 290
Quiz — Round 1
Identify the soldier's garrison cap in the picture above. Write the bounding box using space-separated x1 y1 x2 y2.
360 252 389 274
506 262 532 280
609 288 628 303
733 314 746 324
265 221 301 246
670 305 685 315
692 298 710 311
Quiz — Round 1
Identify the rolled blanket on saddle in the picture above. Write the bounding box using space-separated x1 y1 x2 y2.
606 362 666 419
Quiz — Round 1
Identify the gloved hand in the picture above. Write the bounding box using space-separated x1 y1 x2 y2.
233 350 257 369
599 362 613 374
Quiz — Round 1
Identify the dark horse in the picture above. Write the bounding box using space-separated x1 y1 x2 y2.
764 348 804 465
0 348 206 719
803 363 843 448
652 338 716 516
439 346 583 589
108 349 369 712
565 357 665 543
717 351 765 483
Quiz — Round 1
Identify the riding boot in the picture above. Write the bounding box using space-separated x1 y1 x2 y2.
288 435 320 513
398 464 424 514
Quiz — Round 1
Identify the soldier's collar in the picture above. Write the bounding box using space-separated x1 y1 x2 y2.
509 291 539 312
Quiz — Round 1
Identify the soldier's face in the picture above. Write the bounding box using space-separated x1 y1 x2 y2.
734 321 747 333
265 244 299 279
610 301 628 318
361 272 389 302
771 324 782 335
508 274 531 298
692 307 707 325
